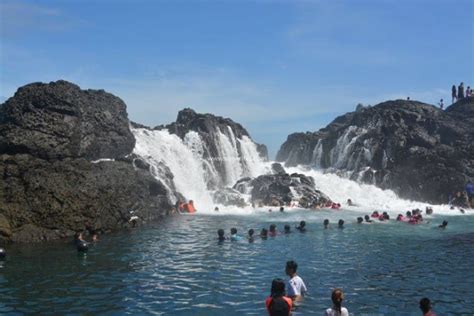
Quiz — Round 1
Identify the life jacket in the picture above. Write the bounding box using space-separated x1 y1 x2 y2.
186 202 196 213
265 296 292 316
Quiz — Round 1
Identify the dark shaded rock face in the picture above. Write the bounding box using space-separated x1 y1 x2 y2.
277 98 474 203
233 173 331 207
0 81 174 243
159 108 268 187
0 80 134 160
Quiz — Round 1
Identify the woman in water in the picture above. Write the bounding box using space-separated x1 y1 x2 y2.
324 288 349 316
265 278 292 316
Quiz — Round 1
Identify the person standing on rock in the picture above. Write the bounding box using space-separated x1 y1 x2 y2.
467 86 472 97
458 82 465 99
438 99 444 110
452 85 457 103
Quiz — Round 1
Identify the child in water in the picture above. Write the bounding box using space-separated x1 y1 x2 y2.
230 228 243 241
284 224 291 234
296 221 306 232
323 219 330 229
248 229 255 242
217 229 226 242
324 288 349 316
265 278 292 316
269 224 277 237
260 228 268 239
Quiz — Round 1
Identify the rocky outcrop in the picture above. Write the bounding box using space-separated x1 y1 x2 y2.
0 81 174 243
212 188 247 208
277 98 474 203
233 172 331 207
156 108 268 187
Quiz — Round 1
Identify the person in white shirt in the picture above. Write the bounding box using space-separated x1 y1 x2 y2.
285 260 307 301
324 288 349 316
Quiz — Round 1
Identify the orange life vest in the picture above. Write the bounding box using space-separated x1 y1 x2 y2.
186 202 196 213
265 296 292 315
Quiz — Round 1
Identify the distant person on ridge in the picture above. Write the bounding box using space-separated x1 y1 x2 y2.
467 86 472 97
285 260 307 302
438 99 444 110
452 84 457 103
265 278 292 316
324 288 349 316
458 82 464 99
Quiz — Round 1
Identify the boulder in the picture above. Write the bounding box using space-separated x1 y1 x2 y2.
212 188 247 207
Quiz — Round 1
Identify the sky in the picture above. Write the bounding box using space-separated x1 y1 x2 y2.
1 0 473 158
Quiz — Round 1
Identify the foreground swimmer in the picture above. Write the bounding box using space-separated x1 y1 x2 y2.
323 219 330 229
296 221 306 232
364 215 373 223
325 288 349 316
260 228 268 239
217 229 226 242
285 260 307 302
230 228 243 241
284 224 291 234
357 217 363 224
419 297 437 316
438 220 448 228
265 278 292 316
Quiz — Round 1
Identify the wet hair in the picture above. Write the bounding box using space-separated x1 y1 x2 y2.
439 220 448 228
270 278 286 297
324 219 329 226
419 297 431 313
357 217 363 223
338 219 344 227
269 224 276 232
286 260 298 273
364 215 370 221
218 229 225 237
279 207 284 212
460 209 465 214
284 224 291 233
230 228 237 235
214 206 219 211
406 211 412 217
331 288 344 314
260 228 268 237
299 220 306 228
74 232 82 240
372 211 379 216
248 229 254 236
268 209 272 212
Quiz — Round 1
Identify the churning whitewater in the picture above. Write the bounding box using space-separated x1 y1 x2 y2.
132 127 458 216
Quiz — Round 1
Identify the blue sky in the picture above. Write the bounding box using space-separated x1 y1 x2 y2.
1 0 473 158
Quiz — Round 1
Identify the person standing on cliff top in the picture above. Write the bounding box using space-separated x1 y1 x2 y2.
458 82 465 99
438 99 444 110
452 84 457 103
467 86 472 97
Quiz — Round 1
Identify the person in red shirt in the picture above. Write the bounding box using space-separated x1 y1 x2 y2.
265 279 292 316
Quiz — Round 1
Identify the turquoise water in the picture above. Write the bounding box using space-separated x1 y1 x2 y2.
1 210 473 315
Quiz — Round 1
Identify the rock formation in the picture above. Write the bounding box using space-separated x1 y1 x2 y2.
0 81 174 243
277 98 474 203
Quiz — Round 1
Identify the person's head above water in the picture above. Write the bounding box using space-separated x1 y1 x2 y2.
419 297 432 314
406 211 412 217
260 228 268 237
324 219 329 227
331 289 345 313
338 219 344 228
248 228 254 236
439 220 448 228
214 206 219 211
364 215 370 221
230 228 237 235
357 217 363 224
284 224 291 233
279 207 284 212
298 221 306 228
218 229 225 238
285 260 298 276
270 278 286 297
269 224 276 232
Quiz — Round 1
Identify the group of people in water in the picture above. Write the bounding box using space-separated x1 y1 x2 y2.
263 260 436 316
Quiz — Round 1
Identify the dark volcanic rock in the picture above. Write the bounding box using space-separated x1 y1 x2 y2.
158 108 268 187
0 80 134 160
271 162 286 174
277 98 474 203
0 81 174 243
233 173 331 207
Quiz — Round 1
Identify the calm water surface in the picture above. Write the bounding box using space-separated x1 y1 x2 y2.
1 210 473 315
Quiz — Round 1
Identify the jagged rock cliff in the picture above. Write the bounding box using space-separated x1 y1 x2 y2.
0 81 174 243
277 98 474 203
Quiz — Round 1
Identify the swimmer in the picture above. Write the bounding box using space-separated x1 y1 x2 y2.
438 220 448 228
217 229 226 242
347 199 353 206
364 215 373 223
406 211 412 218
269 224 277 237
285 260 307 302
371 211 380 218
323 219 330 229
214 206 219 212
356 217 363 224
396 214 404 221
280 207 284 212
268 209 272 213
296 221 306 232
260 228 268 239
230 228 243 241
265 278 292 316
74 232 86 246
460 209 465 214
425 207 433 215
382 212 390 220
248 229 255 242
338 219 344 229
419 297 436 316
91 231 99 242
284 224 291 234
